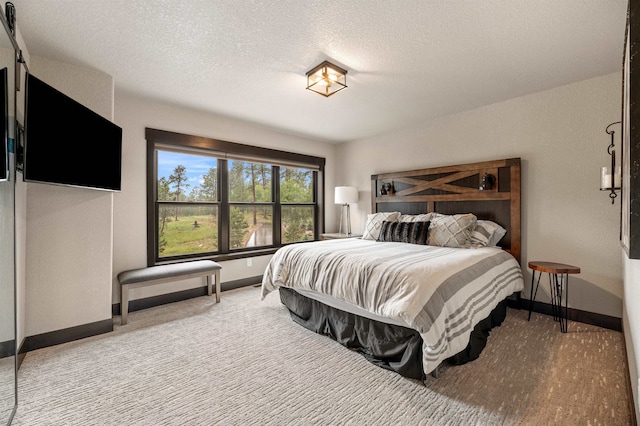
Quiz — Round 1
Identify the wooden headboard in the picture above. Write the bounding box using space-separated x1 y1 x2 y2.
371 158 521 263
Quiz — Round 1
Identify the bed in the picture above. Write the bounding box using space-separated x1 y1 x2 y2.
261 158 524 379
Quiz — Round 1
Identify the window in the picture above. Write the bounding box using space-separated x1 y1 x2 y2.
228 160 273 249
156 151 219 258
146 129 325 265
280 166 315 244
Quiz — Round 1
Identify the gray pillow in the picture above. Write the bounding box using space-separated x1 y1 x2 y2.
361 212 401 240
470 220 507 247
427 213 477 248
398 213 435 223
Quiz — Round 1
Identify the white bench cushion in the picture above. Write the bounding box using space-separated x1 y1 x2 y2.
117 260 222 325
118 260 221 285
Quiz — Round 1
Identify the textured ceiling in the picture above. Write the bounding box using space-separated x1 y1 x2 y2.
11 0 628 143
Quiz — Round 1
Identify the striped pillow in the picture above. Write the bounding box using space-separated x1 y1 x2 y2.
470 220 507 247
377 220 430 245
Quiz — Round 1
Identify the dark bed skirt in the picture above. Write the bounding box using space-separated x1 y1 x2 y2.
279 287 508 380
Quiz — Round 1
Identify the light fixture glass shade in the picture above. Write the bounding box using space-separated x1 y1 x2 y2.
600 166 621 190
335 186 358 204
306 61 347 97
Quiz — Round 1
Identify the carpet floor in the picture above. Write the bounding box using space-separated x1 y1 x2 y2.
12 285 634 425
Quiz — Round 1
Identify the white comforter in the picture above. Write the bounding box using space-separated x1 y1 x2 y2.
261 238 524 375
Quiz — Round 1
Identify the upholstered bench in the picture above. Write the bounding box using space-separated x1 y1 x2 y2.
117 260 222 325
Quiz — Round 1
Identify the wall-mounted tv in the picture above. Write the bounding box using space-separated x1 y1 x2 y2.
23 73 122 191
0 67 7 182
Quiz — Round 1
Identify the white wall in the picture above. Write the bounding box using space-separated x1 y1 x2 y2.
624 255 640 420
0 168 14 344
23 57 115 336
112 90 337 303
10 53 337 338
13 55 625 358
12 53 628 405
336 72 623 318
14 15 29 351
0 45 16 345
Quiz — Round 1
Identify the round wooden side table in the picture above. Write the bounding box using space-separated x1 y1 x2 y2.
527 261 581 333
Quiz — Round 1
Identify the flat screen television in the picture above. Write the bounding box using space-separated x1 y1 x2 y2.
0 67 7 182
23 73 122 191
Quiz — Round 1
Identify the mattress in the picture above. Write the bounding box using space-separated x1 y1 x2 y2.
261 238 524 375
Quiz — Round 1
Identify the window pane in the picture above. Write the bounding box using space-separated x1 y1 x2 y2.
280 167 313 203
229 160 272 203
158 150 218 201
230 205 273 249
158 205 218 257
282 205 315 244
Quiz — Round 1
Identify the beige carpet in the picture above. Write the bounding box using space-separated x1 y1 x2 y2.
12 286 633 425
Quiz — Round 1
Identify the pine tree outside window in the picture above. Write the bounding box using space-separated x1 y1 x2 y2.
146 129 325 265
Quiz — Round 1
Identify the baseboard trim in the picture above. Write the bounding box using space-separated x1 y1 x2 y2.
1 338 27 369
111 282 622 332
19 282 617 359
22 319 114 353
524 298 621 331
0 339 15 358
17 277 262 357
17 340 26 370
111 275 263 316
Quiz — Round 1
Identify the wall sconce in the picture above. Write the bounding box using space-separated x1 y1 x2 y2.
306 61 347 97
5 2 15 36
335 186 358 235
601 121 622 204
479 173 494 190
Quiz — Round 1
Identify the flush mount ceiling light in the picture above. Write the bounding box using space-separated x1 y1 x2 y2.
306 60 347 97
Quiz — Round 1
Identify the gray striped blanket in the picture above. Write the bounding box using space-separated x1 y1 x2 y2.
261 238 524 375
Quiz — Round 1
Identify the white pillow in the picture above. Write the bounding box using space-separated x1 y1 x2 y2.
362 212 401 240
398 213 435 222
427 213 477 248
470 220 507 247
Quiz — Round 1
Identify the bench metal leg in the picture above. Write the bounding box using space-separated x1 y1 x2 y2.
215 270 221 303
118 263 222 325
121 285 129 325
207 271 221 303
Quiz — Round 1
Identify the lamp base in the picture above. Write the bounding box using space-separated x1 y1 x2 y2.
338 204 352 236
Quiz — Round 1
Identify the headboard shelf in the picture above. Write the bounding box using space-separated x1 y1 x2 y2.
373 158 520 180
376 193 512 203
371 158 521 263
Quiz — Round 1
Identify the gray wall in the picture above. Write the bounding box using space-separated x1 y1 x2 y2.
16 58 338 336
12 40 630 414
336 72 623 319
624 252 640 419
111 90 338 304
24 56 115 336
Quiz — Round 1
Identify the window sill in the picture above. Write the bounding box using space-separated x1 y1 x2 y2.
154 242 316 265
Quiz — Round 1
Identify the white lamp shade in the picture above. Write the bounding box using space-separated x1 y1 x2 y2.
335 186 358 204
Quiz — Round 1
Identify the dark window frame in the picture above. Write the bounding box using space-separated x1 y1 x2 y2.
146 128 326 266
